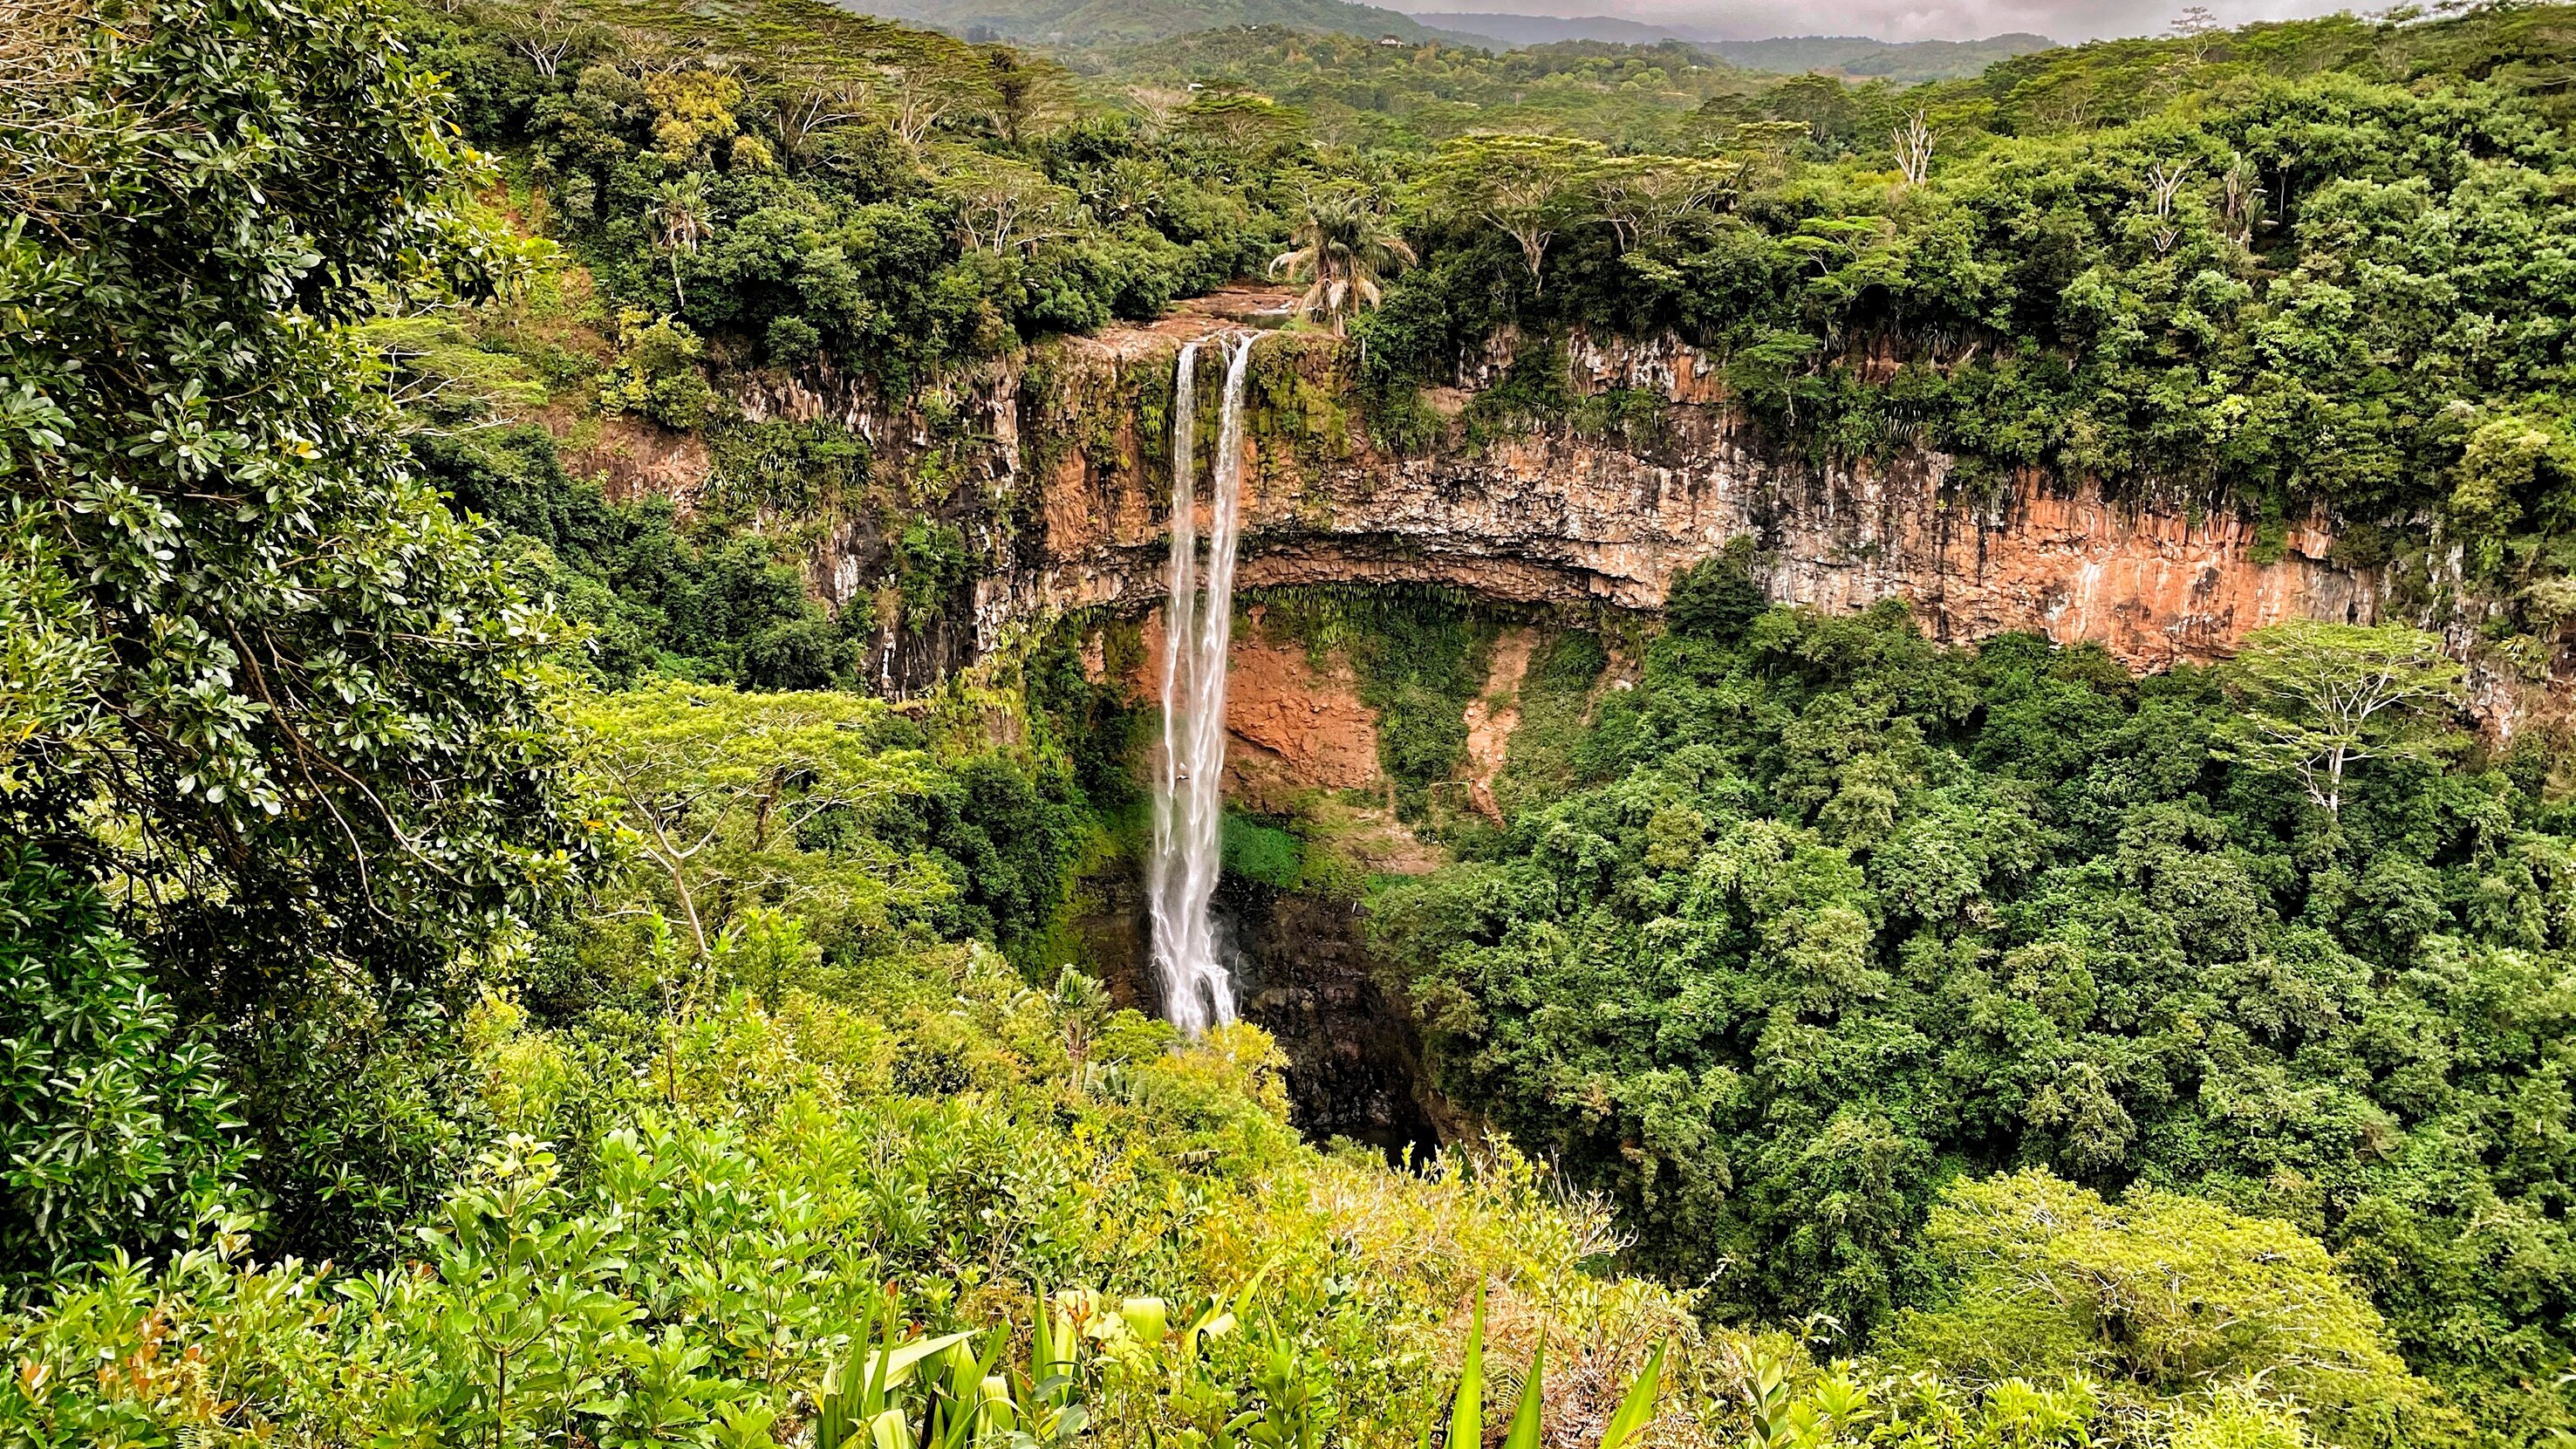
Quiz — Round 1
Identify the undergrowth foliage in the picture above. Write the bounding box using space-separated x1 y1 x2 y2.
0 949 1714 1447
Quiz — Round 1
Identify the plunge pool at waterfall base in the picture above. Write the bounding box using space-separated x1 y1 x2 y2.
1068 853 1449 1166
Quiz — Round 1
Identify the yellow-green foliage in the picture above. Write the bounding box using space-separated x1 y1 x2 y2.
576 680 957 960
1490 626 1611 818
0 936 1715 1448
353 315 552 412
3 937 2320 1449
1247 336 1352 473
1884 1172 2463 1448
0 881 2391 1449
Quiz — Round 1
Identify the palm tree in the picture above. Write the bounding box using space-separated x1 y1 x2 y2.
647 173 714 306
1268 189 1413 337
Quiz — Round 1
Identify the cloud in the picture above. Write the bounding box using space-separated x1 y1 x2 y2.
1396 0 2364 44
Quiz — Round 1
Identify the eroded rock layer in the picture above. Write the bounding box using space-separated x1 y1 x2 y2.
995 317 2381 677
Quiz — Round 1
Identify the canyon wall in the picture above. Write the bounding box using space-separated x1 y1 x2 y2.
972 296 2386 681
902 297 2422 1149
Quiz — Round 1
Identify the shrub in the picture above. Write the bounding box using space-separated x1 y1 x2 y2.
1884 1172 2465 1447
0 848 245 1287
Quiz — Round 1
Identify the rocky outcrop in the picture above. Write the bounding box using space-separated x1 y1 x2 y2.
690 286 2404 697
1200 620 1384 811
1226 880 1444 1162
992 307 2383 677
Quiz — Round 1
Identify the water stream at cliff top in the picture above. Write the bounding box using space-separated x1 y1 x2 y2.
1147 333 1255 1035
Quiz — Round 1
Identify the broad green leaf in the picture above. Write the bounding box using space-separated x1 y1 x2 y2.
1502 1340 1542 1449
871 1329 981 1391
1449 1283 1485 1449
1599 1339 1666 1449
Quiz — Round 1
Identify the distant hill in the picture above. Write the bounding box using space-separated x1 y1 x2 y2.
847 0 1478 45
846 0 2050 71
1408 10 1686 45
1404 17 2055 80
1094 24 1755 149
1691 32 2055 81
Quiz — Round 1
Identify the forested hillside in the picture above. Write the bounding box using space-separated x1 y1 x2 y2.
857 0 1470 49
10 0 2576 1446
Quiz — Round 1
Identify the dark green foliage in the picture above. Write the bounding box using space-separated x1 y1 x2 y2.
1097 27 1758 151
1701 34 2052 83
1377 605 2576 1439
866 754 1088 963
2 0 605 1106
1665 543 1768 644
420 425 846 686
1351 5 2576 645
411 7 1292 394
0 849 245 1288
706 420 871 516
227 994 502 1262
1222 814 1307 890
894 518 975 635
871 0 1456 48
1024 621 1148 810
1534 630 1608 694
739 614 861 690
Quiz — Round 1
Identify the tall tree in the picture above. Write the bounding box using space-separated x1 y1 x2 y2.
1 0 604 1245
1422 135 1602 294
648 172 714 305
1592 155 1736 254
1270 189 1413 336
2218 620 2464 817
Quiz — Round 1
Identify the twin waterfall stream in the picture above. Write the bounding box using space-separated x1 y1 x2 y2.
1146 334 1256 1035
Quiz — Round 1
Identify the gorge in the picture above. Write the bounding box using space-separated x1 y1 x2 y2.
742 299 2446 1164
33 3 2576 1440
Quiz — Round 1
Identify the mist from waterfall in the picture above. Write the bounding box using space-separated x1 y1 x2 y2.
1147 332 1255 1036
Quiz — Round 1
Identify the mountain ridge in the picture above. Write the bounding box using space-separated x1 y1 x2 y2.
841 0 1476 44
838 0 2053 70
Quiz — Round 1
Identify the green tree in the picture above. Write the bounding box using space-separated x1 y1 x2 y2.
1591 154 1735 254
1372 602 2576 1440
3 0 604 991
574 681 945 960
1 846 246 1284
2 0 604 1246
1177 91 1308 153
1419 135 1602 292
1884 1172 2466 1448
647 173 715 306
1269 188 1414 337
2217 622 2464 817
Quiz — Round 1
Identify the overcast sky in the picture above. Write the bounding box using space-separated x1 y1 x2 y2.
1387 0 2367 44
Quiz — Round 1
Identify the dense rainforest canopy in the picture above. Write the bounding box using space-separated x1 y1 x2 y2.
10 0 2576 1446
1378 580 2576 1435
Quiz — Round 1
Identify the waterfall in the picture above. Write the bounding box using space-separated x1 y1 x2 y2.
1147 332 1256 1035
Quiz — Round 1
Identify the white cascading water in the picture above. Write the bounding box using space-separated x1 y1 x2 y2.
1147 332 1256 1035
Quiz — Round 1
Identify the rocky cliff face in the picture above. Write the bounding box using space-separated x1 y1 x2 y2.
991 305 2384 679
841 294 2434 1153
704 286 2415 702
